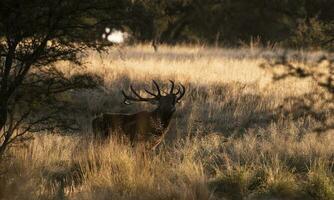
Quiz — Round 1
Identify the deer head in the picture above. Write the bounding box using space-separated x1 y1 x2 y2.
121 80 186 114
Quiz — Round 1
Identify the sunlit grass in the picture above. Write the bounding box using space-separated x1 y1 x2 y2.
1 45 333 200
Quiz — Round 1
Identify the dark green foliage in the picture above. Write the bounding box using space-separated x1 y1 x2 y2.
127 0 334 49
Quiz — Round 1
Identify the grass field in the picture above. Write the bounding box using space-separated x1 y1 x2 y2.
1 45 333 200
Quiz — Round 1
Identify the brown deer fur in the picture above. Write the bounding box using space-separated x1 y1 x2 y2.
92 80 185 150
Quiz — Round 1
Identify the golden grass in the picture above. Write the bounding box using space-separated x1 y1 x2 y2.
1 45 333 200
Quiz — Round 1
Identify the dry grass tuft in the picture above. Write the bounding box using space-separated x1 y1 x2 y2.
1 45 333 199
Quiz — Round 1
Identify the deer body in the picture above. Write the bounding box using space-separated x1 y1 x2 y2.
92 80 185 150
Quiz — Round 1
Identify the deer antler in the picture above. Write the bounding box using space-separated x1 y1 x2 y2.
122 80 185 104
176 83 186 102
152 80 162 97
144 80 163 97
122 80 162 104
167 80 185 102
169 80 175 94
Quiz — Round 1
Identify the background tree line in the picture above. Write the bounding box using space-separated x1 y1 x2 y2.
124 0 334 50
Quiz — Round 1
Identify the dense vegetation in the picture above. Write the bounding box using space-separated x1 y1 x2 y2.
1 45 333 199
120 0 334 49
3 0 333 48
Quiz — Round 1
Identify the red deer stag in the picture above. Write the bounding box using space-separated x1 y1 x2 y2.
92 80 186 150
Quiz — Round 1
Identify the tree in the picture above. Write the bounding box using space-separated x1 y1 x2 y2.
123 0 334 47
0 0 128 156
129 0 192 50
261 54 334 132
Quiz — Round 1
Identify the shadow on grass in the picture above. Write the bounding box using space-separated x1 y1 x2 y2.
65 73 333 141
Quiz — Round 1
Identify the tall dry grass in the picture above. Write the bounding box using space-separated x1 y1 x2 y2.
1 45 333 200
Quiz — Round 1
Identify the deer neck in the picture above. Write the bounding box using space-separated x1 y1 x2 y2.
152 108 174 129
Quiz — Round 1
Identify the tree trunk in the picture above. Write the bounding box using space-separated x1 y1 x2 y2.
152 39 159 52
0 103 8 158
0 101 7 132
